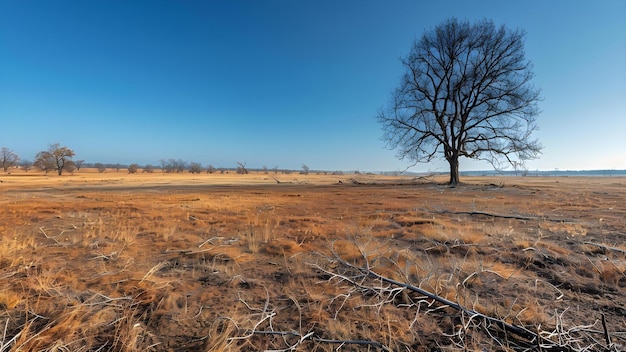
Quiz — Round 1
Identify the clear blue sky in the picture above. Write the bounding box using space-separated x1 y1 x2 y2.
1 0 624 172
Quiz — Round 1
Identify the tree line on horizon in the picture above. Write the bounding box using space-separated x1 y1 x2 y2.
1 144 323 176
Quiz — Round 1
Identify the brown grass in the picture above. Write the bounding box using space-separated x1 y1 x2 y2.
1 170 625 350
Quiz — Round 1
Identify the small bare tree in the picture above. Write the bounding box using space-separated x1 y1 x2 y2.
128 163 139 174
1 147 19 172
189 162 202 174
20 160 33 172
301 164 310 175
34 143 75 176
236 161 248 174
95 163 106 173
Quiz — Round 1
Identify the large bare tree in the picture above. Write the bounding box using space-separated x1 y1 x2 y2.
1 147 20 172
378 18 542 185
34 143 75 176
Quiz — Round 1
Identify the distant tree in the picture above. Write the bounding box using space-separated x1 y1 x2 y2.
128 163 139 174
33 156 54 175
1 147 20 172
273 166 279 174
161 159 187 173
189 162 202 174
143 164 155 173
160 159 168 173
95 163 106 173
114 164 122 172
301 164 310 175
262 165 268 174
64 160 76 174
74 159 85 171
174 159 187 173
19 160 33 172
377 18 542 185
34 143 75 175
206 165 215 174
236 161 248 174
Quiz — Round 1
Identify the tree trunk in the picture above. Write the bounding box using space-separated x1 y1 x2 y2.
447 157 459 186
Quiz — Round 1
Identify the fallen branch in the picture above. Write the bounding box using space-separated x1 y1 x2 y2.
326 244 615 352
335 256 537 342
434 210 574 223
583 241 626 255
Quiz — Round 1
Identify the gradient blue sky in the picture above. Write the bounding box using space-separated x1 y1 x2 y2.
1 0 625 172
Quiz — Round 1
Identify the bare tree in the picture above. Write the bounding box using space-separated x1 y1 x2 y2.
95 163 106 173
189 162 202 174
128 163 139 174
34 143 75 176
175 159 187 173
236 161 248 174
301 164 310 175
158 159 186 173
74 159 85 171
143 164 155 173
377 18 541 185
20 160 33 172
1 147 20 172
206 164 215 174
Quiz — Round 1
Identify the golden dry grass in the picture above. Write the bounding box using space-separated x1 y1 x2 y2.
1 170 625 351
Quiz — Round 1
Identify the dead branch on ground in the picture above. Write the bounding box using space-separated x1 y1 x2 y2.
433 210 576 223
583 241 626 255
317 242 622 352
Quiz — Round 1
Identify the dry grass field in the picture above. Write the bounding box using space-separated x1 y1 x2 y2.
1 170 625 351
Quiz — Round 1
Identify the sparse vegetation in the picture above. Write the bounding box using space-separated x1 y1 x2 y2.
0 172 624 351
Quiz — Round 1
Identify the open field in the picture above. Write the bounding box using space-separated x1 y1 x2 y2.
1 171 625 351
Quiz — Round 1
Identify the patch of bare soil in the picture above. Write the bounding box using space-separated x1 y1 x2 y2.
1 173 625 351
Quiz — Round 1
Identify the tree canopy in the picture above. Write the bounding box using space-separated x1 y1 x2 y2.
378 18 542 185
